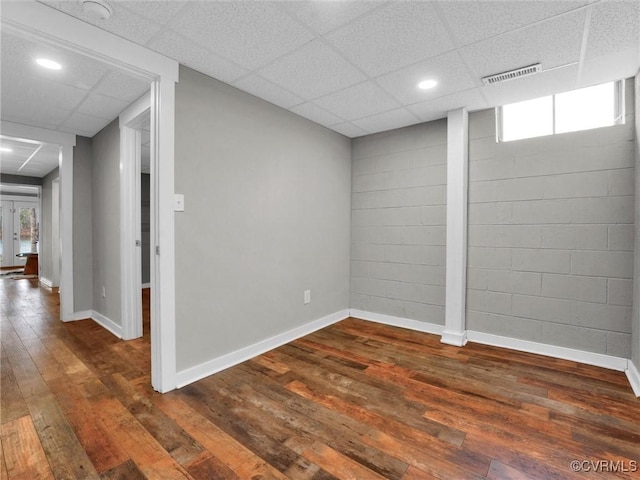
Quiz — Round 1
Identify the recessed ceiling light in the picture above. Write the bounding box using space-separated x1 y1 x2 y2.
0 147 13 153
82 0 113 20
36 58 62 70
418 79 438 90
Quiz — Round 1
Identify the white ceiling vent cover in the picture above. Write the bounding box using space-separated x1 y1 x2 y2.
481 63 542 86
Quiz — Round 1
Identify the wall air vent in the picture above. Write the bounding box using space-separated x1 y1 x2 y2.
481 63 542 86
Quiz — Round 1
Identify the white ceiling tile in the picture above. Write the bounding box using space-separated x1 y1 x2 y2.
325 2 455 76
168 1 315 70
290 102 344 127
437 1 589 47
586 1 640 60
376 51 476 105
579 47 640 88
481 64 579 107
460 11 586 79
330 122 369 138
40 0 164 45
258 39 366 99
119 1 188 25
93 69 150 104
59 112 111 135
76 93 130 120
352 108 420 134
232 74 303 109
313 81 401 121
282 1 384 35
147 29 248 84
2 72 87 115
408 88 488 122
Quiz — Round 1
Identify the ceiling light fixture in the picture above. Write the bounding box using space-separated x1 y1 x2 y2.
36 58 62 70
0 147 13 153
82 0 113 20
418 79 438 90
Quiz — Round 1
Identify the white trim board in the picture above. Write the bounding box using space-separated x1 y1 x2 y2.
349 309 444 336
626 361 640 397
40 277 54 288
64 310 123 339
466 331 629 372
175 309 349 388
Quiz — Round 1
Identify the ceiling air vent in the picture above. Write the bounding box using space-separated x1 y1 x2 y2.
481 63 542 86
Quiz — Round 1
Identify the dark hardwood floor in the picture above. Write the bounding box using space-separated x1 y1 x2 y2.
1 278 639 479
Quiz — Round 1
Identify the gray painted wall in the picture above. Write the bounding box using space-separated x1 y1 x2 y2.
141 173 150 285
40 167 59 284
466 78 636 358
91 121 121 325
174 66 351 372
73 136 94 313
350 120 448 324
633 73 640 368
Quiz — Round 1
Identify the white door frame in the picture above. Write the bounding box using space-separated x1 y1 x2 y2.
119 95 149 341
52 178 61 287
1 1 179 393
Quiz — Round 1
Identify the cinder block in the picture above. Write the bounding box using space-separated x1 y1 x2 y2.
467 268 488 290
350 293 371 311
541 225 608 250
512 294 572 323
469 177 545 203
487 270 541 296
469 136 497 161
405 144 447 169
468 225 542 248
512 249 571 274
389 281 445 306
351 244 385 262
352 208 386 227
571 301 631 333
608 225 634 251
351 226 370 244
368 262 446 286
352 192 371 210
350 260 370 278
420 205 447 225
511 199 572 225
608 168 635 196
387 164 447 190
540 323 607 354
542 171 609 200
571 251 634 278
385 245 424 264
541 274 607 303
467 289 512 315
469 158 515 181
607 278 633 306
468 247 511 270
606 332 631 358
570 196 634 224
466 310 542 342
468 203 512 225
369 189 405 208
385 207 422 226
350 277 388 297
352 171 389 192
404 185 447 206
468 109 496 140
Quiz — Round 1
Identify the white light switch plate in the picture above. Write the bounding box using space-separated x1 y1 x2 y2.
174 194 185 212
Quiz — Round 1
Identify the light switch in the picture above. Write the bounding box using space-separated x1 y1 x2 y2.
174 194 185 212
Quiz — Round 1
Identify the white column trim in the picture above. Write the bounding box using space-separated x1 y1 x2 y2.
442 108 469 347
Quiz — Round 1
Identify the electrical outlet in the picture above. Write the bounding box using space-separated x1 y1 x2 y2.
304 290 311 305
102 286 106 298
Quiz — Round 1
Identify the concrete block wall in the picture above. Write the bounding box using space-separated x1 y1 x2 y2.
351 120 448 324
467 79 636 358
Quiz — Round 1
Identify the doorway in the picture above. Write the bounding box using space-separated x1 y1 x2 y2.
0 199 39 269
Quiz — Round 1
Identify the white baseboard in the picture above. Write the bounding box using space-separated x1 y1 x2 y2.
466 330 629 372
176 309 350 388
441 329 468 347
62 310 93 322
349 309 444 336
40 277 54 288
626 360 640 397
141 283 150 289
89 310 123 339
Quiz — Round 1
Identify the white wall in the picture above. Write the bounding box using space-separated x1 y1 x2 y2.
91 121 121 325
73 136 93 312
350 121 448 324
40 167 59 283
466 79 636 358
633 72 640 369
174 66 351 372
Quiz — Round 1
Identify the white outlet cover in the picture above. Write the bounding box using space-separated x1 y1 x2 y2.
174 193 185 212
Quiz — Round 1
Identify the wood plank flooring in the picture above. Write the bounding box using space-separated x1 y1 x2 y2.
1 278 639 479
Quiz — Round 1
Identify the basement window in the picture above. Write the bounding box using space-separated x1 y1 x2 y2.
498 81 624 142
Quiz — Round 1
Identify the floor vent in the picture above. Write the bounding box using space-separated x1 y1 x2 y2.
481 63 542 86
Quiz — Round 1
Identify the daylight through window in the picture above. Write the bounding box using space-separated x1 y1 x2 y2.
499 81 623 142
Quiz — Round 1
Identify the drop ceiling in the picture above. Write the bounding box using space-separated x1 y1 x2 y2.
2 0 639 143
0 136 61 178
